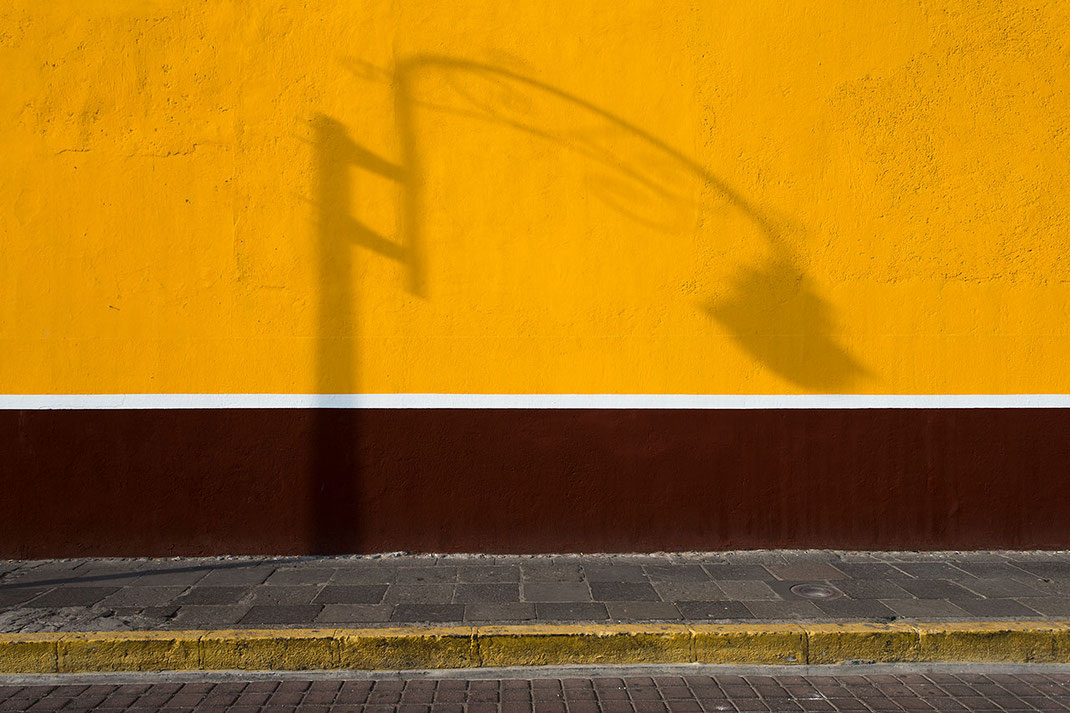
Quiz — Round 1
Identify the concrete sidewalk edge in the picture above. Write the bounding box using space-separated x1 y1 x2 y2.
2 622 1069 673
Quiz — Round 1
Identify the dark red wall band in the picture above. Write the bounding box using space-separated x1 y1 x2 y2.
2 408 1069 558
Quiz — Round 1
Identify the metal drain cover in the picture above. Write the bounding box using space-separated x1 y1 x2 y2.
789 583 843 600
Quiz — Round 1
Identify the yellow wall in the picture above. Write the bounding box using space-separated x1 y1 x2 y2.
2 0 1069 395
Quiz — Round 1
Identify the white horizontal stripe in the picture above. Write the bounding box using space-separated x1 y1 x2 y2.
0 394 1068 409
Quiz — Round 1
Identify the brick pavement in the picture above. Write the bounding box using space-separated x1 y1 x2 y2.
1 552 1069 633
2 669 1070 711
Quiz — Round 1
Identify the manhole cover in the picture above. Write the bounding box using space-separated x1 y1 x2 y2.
789 583 842 600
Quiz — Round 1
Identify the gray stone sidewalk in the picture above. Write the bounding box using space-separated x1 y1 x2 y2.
1 551 1069 633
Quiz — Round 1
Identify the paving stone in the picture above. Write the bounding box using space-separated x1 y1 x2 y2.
313 585 388 605
329 567 396 585
240 605 323 626
1026 579 1070 596
384 584 456 603
198 566 274 586
0 563 84 584
676 601 754 620
315 604 393 623
895 579 978 599
742 600 825 619
702 564 774 580
892 563 967 579
879 599 971 619
643 565 709 582
167 605 252 628
457 566 520 583
247 585 322 605
395 567 457 584
589 582 660 602
520 564 584 582
651 581 726 602
955 578 1044 598
390 604 464 623
454 583 520 603
833 579 913 600
950 598 1043 617
813 599 896 619
715 580 780 600
21 587 118 607
1009 561 1070 579
464 603 536 621
766 563 849 581
830 562 913 579
522 582 591 602
265 568 336 586
5 552 1070 633
951 561 1035 579
131 568 211 586
583 565 647 583
606 602 682 620
1015 597 1070 616
0 587 51 607
175 586 250 605
99 586 186 607
535 602 609 621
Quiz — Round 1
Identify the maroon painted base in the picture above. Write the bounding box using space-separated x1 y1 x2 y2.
3 408 1068 558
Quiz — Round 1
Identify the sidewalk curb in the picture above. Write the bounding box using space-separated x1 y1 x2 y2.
2 622 1069 673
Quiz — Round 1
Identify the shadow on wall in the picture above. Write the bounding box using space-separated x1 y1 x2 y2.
310 116 418 553
309 56 867 550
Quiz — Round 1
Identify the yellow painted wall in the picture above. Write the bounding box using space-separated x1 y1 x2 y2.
2 0 1069 395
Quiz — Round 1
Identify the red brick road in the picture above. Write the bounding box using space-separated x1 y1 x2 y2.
2 670 1069 711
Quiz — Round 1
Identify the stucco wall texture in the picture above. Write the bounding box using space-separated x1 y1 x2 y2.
2 1 1069 396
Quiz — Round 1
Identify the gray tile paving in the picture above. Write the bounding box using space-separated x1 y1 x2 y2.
606 601 682 620
264 567 336 585
715 580 779 600
813 598 897 619
583 565 646 582
315 604 393 623
834 578 913 599
520 563 584 581
22 587 118 608
652 581 726 602
383 584 455 603
535 602 609 621
588 582 659 601
952 597 1043 618
312 585 388 605
703 564 775 580
246 585 322 605
3 551 1070 631
766 562 849 581
453 583 520 603
166 605 251 629
239 604 323 626
390 603 464 623
99 586 185 608
643 564 709 582
895 577 979 599
522 582 591 602
880 598 972 618
743 599 825 619
457 565 520 583
676 600 754 619
175 586 249 605
463 602 536 621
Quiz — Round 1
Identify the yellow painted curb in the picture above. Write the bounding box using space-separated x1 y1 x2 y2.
1 622 1069 673
806 623 919 664
477 624 692 667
